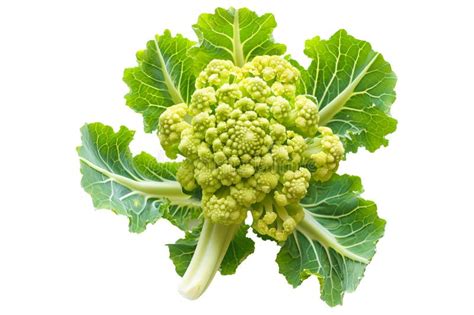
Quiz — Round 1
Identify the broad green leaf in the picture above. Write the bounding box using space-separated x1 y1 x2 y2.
168 224 255 276
78 123 192 233
191 7 286 69
299 30 397 153
123 30 196 133
276 174 385 306
220 224 256 275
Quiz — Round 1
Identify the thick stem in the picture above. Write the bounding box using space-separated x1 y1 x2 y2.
179 219 239 299
296 211 369 264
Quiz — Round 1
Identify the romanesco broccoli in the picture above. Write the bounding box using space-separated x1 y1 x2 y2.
80 8 396 304
157 56 344 231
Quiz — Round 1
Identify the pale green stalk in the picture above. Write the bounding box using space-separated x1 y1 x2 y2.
179 219 240 299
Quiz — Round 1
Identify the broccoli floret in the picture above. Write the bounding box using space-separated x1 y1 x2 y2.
195 59 242 89
158 103 191 159
189 87 217 115
271 81 297 99
290 95 319 137
304 127 345 182
240 77 272 102
176 159 197 191
274 168 311 206
242 55 299 85
202 188 247 225
267 96 291 122
216 83 242 105
251 195 305 242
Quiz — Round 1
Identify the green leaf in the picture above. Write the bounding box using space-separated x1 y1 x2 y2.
78 123 191 233
167 224 255 276
220 224 256 275
162 199 203 232
123 30 196 133
167 228 200 276
276 174 385 306
191 7 286 68
299 30 397 153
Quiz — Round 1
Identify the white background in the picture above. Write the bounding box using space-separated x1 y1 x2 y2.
1 0 473 314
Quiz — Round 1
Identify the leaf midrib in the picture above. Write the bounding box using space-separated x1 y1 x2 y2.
232 9 245 67
80 157 189 200
153 37 185 104
319 52 379 125
296 210 369 264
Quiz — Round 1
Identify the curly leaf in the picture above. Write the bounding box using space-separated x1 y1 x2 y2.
123 30 196 132
78 123 190 233
191 7 286 68
299 30 397 153
276 174 385 306
168 224 255 276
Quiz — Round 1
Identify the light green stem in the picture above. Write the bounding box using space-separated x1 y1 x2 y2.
179 219 239 299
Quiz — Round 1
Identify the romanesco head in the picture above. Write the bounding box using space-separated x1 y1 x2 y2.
157 56 344 232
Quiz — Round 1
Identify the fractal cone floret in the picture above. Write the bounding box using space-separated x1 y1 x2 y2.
78 6 397 307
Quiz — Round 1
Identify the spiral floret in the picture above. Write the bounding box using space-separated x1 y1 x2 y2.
216 83 242 105
158 103 191 159
157 56 343 234
195 59 242 89
274 168 311 206
291 95 320 137
189 87 217 115
202 190 247 225
242 55 300 85
304 127 345 182
176 159 197 192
